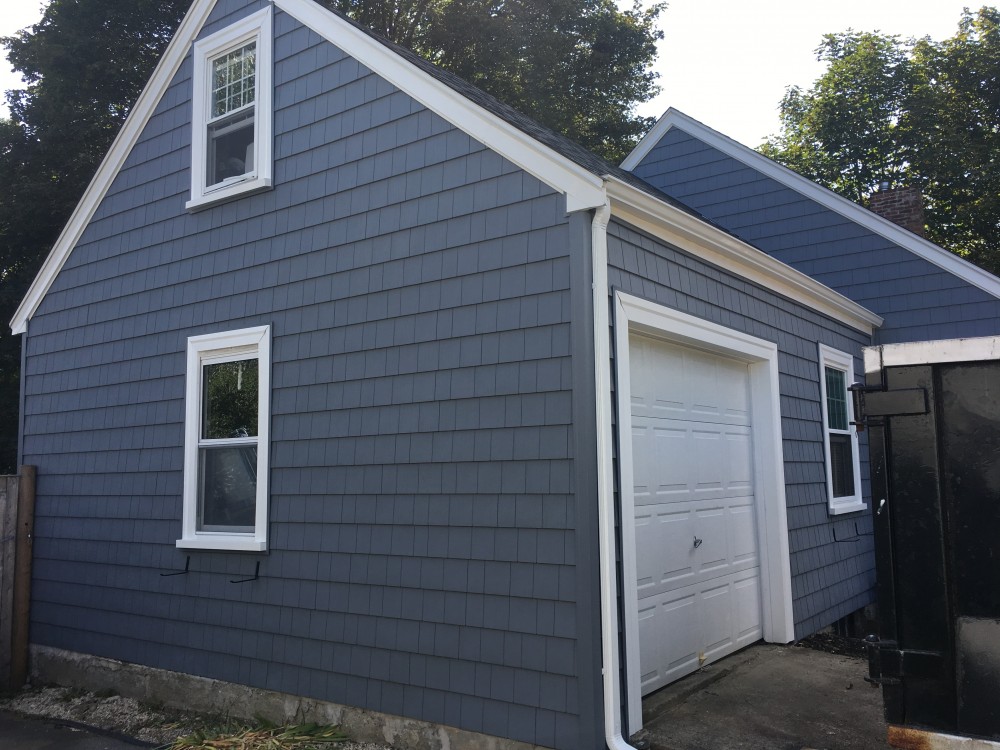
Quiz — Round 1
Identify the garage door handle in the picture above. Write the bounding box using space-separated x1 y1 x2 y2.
693 536 703 549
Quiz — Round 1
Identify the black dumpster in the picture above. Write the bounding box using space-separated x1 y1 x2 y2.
860 338 1000 748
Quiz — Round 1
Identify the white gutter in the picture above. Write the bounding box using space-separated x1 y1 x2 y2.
591 200 635 750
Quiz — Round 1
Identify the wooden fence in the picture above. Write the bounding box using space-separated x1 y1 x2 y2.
0 466 35 692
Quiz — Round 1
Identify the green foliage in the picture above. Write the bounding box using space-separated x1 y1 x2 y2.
761 7 1000 275
327 0 665 163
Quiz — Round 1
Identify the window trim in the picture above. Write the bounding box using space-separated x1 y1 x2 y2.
186 7 273 210
818 343 865 515
178 325 271 551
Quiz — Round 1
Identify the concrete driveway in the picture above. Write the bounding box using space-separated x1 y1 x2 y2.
638 643 889 750
0 711 150 750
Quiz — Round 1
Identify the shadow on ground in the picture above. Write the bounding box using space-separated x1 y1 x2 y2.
638 643 888 750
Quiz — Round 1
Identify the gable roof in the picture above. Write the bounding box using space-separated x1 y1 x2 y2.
621 108 1000 303
9 0 881 336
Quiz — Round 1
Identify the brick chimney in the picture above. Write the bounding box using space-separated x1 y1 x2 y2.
867 183 926 237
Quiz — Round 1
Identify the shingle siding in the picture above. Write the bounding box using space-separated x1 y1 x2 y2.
21 5 599 748
606 219 875 637
632 127 1000 344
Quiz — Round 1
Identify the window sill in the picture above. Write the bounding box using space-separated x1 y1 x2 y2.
186 176 271 212
828 499 867 516
176 536 266 552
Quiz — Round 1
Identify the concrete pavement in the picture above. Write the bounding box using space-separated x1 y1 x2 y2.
0 711 150 750
639 643 889 750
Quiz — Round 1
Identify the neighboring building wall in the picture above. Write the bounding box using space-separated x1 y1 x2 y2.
20 3 602 748
607 219 874 638
631 128 1000 345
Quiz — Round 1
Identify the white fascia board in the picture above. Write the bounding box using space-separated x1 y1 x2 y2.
622 108 1000 302
273 0 605 213
605 178 883 335
9 0 219 335
864 335 1000 374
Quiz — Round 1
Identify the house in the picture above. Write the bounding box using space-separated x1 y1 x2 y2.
17 0 985 748
623 109 1000 345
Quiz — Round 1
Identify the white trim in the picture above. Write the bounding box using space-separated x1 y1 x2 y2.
887 726 1000 750
864 335 1000 374
614 291 795 734
178 325 270 552
8 0 220 334
187 7 273 209
818 344 866 515
622 108 1000 302
272 0 605 213
606 179 883 335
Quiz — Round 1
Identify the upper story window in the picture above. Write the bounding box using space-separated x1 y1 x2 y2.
818 344 865 515
178 326 271 551
187 7 273 209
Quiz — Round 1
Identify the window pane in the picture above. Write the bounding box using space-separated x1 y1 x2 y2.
199 445 257 531
202 358 258 439
825 366 849 431
211 42 256 118
206 109 255 186
830 433 855 497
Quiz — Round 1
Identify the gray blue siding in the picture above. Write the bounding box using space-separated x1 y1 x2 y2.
631 127 1000 344
607 219 874 638
21 3 600 748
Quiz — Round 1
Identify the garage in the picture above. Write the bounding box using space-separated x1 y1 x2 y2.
627 333 763 694
612 291 795 731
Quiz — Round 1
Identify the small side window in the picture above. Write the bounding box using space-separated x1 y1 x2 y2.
187 8 272 209
818 344 865 514
178 326 270 551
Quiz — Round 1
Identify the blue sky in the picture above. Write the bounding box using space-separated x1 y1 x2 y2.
0 0 983 148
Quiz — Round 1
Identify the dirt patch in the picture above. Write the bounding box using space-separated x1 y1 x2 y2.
796 629 869 659
0 685 393 749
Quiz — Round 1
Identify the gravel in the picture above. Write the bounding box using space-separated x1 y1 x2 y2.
0 685 394 749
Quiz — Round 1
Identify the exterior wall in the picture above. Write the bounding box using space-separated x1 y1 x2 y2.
631 128 1000 345
607 219 874 638
20 2 602 748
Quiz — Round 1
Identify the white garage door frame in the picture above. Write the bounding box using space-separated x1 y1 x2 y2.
613 290 795 732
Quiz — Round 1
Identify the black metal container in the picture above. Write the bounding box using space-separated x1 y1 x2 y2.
861 338 1000 744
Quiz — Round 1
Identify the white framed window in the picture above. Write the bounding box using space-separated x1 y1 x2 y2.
178 326 271 551
187 7 273 209
818 344 865 515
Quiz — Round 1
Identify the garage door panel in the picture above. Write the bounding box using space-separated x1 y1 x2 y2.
629 333 763 697
637 568 764 694
635 506 695 590
630 336 750 425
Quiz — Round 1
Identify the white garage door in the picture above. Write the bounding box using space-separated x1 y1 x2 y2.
629 333 763 695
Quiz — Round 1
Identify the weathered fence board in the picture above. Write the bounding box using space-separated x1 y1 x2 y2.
0 466 36 691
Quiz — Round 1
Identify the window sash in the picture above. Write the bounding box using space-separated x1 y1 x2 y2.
178 326 270 551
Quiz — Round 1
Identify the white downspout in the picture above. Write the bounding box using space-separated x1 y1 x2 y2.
591 199 634 750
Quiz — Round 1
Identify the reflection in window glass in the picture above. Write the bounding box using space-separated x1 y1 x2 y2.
199 445 257 532
202 358 258 439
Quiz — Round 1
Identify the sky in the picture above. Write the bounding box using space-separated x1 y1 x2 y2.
0 0 983 147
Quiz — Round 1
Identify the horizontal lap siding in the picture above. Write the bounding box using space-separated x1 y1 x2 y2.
22 4 591 748
633 128 1000 344
607 219 874 638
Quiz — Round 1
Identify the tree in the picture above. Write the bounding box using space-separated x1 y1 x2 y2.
330 0 665 163
761 8 1000 275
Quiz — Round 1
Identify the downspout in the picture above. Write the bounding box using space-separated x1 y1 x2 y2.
591 199 634 750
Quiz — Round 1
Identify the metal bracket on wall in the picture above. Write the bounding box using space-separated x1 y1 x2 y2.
230 561 260 584
160 556 191 577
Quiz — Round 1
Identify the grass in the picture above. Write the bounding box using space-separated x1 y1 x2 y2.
159 720 350 750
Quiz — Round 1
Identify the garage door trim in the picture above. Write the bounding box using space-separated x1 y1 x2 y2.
614 290 795 733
